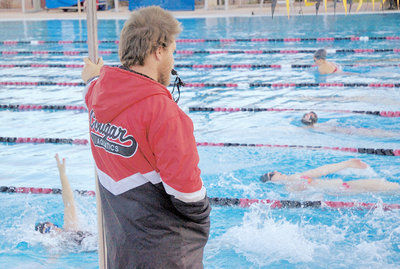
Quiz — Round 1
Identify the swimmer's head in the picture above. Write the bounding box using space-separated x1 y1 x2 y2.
314 49 327 61
260 171 276 182
35 222 59 234
260 171 288 183
301 111 318 126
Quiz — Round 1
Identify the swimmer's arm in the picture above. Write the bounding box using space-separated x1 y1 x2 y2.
297 159 363 179
286 183 307 192
318 66 329 75
360 127 399 138
55 154 79 231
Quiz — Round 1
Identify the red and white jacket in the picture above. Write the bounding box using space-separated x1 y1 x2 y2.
84 66 206 203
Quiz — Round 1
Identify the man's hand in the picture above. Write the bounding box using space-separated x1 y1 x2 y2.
81 57 104 83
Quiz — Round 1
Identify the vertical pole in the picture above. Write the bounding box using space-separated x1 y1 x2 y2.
33 0 41 11
96 174 107 269
87 0 99 63
86 1 104 269
204 0 208 10
78 0 82 15
225 0 228 10
21 0 26 13
115 19 120 39
286 0 290 18
114 0 119 12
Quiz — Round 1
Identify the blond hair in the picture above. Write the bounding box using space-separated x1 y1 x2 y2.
118 6 182 67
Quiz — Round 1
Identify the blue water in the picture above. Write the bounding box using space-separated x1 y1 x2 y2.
1 14 400 268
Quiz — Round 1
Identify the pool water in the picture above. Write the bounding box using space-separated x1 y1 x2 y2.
1 14 400 268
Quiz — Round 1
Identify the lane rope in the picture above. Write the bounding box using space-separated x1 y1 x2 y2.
0 136 398 156
1 36 400 45
189 107 400 117
0 136 88 145
1 81 400 88
1 48 400 56
0 81 85 86
2 104 399 118
1 185 398 210
0 104 87 111
1 63 399 69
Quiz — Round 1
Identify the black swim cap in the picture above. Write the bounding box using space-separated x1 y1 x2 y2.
35 222 46 233
260 172 276 183
35 222 57 234
301 111 318 126
314 49 327 60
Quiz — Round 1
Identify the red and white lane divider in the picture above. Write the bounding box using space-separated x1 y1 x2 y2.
1 185 399 211
0 104 87 111
0 137 88 145
189 107 400 117
0 136 398 156
0 81 85 86
1 81 400 88
2 104 399 118
1 63 399 69
1 36 399 45
1 48 400 56
0 50 113 55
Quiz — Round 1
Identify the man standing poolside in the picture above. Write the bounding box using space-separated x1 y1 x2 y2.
82 6 211 268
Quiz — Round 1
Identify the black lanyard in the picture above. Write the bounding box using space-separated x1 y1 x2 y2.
119 65 184 103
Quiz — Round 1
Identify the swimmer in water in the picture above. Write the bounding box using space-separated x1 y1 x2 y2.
314 49 341 75
260 158 400 193
35 154 92 244
301 111 400 139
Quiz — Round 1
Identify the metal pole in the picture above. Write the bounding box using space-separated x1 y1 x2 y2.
96 174 107 269
78 0 82 15
225 0 229 10
86 2 103 268
114 0 119 12
87 0 99 63
21 0 26 13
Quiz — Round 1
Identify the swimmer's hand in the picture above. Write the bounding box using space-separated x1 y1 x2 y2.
81 57 103 84
55 153 66 174
347 159 368 169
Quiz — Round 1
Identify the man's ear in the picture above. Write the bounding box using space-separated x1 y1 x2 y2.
154 46 163 61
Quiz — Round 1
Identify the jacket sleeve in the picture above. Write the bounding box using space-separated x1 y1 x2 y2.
147 97 211 224
148 101 207 204
83 77 99 106
170 195 211 224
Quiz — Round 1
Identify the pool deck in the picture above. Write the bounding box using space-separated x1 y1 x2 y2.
0 4 399 20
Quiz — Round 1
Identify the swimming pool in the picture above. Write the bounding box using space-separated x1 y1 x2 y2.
1 13 400 268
